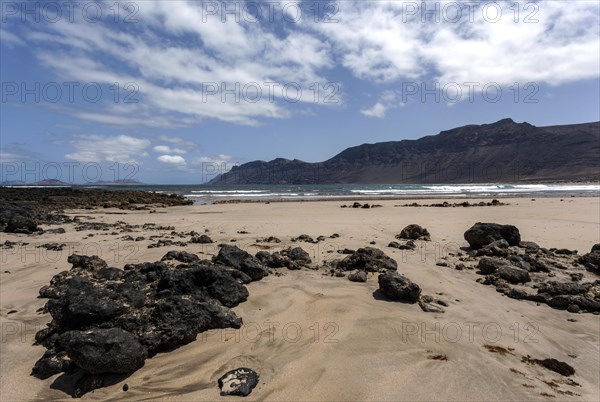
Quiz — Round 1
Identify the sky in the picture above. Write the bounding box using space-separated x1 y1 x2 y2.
1 0 599 184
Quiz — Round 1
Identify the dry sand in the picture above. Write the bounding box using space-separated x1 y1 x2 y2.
1 197 599 401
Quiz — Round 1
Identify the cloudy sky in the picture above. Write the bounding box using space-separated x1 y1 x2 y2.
1 0 599 184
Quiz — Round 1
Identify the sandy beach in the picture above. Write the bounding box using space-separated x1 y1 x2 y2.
1 196 599 401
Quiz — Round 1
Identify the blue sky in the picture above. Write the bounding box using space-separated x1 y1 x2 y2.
1 0 599 184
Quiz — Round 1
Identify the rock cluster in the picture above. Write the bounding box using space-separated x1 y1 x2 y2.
340 202 382 209
459 227 600 314
191 234 214 244
579 245 600 274
396 199 505 208
31 244 311 397
388 240 416 250
0 188 192 233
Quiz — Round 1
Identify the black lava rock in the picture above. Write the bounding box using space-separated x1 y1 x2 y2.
464 222 521 250
218 368 259 396
338 247 397 272
377 272 421 303
396 224 430 241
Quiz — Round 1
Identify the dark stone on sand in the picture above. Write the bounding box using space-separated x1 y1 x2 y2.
191 234 214 244
67 254 108 271
378 272 421 303
348 271 367 282
536 281 598 296
46 227 66 234
477 257 506 275
338 247 397 272
218 368 259 396
4 215 41 234
212 245 253 269
555 248 577 255
256 236 281 243
255 251 287 269
519 241 540 252
496 265 531 284
291 234 316 243
161 251 200 263
548 295 572 308
388 240 416 250
237 259 268 281
476 239 510 257
396 224 430 241
464 222 521 250
579 251 600 274
530 358 575 376
31 351 73 379
282 247 312 264
418 301 445 313
506 288 529 300
59 328 147 375
33 248 252 397
570 273 584 282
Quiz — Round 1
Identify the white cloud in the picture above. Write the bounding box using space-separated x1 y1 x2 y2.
0 29 25 46
307 1 600 86
157 135 199 150
10 0 600 126
65 135 150 162
361 102 388 118
194 154 232 164
361 90 400 118
192 154 234 171
26 1 336 127
157 155 186 165
153 145 186 154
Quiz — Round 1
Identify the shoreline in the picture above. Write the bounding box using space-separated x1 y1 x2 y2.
206 193 599 204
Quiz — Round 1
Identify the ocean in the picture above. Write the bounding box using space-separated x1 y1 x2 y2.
70 183 600 204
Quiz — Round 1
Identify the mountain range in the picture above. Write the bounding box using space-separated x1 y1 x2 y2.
208 119 600 184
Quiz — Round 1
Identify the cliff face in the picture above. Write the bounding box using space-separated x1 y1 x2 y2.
209 119 600 184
